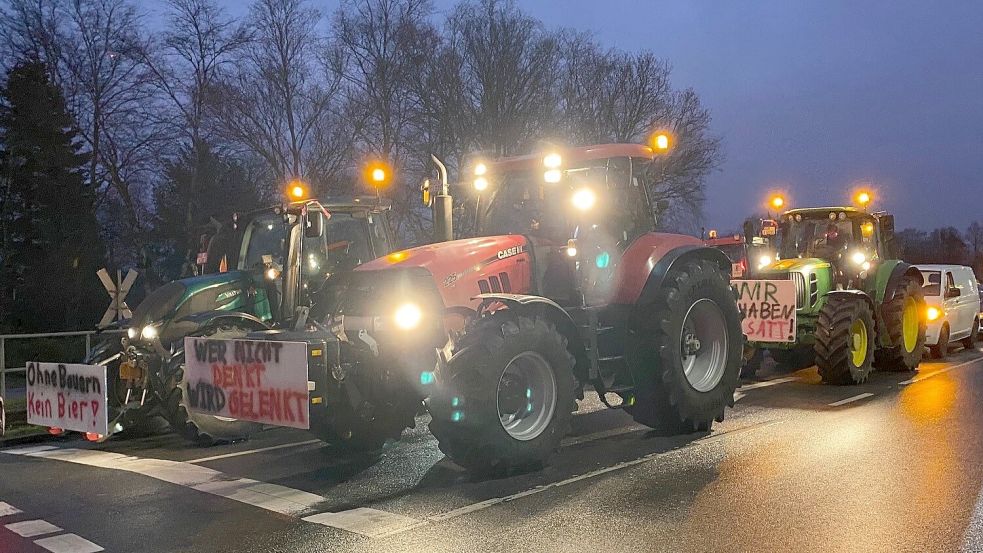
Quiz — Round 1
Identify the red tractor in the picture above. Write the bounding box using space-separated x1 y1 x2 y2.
334 144 744 472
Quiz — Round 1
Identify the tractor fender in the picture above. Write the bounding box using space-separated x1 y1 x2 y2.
167 310 271 345
825 289 876 311
875 261 924 303
635 245 734 307
471 293 588 381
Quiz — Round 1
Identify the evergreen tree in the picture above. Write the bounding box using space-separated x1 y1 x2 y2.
0 59 106 331
152 144 264 281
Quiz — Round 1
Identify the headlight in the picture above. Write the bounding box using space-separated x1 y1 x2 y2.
927 306 941 321
851 251 867 265
543 153 562 169
572 188 596 211
265 267 280 280
758 255 773 268
127 327 139 340
394 303 423 330
474 177 488 191
543 169 562 183
140 325 159 340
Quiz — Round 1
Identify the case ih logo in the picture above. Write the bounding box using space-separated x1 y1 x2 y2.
497 245 524 259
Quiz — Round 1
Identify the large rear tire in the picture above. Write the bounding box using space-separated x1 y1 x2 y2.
161 324 263 445
625 260 743 433
875 277 926 371
816 296 875 385
428 314 576 474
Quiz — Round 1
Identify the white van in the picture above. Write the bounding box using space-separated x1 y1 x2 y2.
917 265 982 359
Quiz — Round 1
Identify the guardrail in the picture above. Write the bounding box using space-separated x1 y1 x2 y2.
0 329 124 406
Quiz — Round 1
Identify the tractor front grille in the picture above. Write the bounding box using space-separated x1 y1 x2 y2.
788 271 820 310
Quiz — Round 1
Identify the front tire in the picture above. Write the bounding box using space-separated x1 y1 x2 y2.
625 260 743 433
816 296 875 385
161 324 263 445
875 277 926 371
428 314 576 474
931 324 950 360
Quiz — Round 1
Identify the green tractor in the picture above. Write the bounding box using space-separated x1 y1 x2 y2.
745 205 926 384
82 197 395 443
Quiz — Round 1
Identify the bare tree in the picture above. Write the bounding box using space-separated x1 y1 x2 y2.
1 0 167 267
212 0 349 192
142 0 250 269
560 40 673 145
329 0 437 237
646 88 723 232
437 0 562 157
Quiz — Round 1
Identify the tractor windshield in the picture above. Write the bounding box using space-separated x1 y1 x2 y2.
480 157 650 247
777 212 877 261
304 212 386 278
238 212 292 270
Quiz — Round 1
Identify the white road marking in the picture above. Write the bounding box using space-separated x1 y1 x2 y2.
185 439 323 464
737 376 800 392
303 508 426 538
733 375 801 402
901 357 983 385
5 519 62 537
828 393 875 407
560 425 646 447
34 533 104 553
2 448 326 516
0 501 22 517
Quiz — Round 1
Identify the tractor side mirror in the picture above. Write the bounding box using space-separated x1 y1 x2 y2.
421 179 432 207
305 210 324 238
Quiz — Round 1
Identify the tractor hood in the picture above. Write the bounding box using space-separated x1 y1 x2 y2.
355 235 531 310
758 258 831 276
129 270 258 330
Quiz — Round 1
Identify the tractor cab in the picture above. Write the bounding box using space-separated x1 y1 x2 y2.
200 198 394 321
772 207 896 288
463 144 661 305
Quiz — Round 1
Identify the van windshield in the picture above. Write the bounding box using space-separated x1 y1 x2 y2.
922 271 941 296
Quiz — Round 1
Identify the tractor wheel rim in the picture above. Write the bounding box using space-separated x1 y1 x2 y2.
850 319 869 368
902 296 919 353
497 351 557 441
680 298 729 393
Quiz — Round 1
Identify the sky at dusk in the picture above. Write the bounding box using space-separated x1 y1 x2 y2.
475 0 983 233
202 0 983 232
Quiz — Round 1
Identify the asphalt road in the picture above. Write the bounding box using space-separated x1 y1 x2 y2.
3 347 983 553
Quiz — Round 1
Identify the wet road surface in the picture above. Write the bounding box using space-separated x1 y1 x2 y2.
3 347 983 552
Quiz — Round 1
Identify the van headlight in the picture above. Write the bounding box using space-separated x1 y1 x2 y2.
394 303 423 330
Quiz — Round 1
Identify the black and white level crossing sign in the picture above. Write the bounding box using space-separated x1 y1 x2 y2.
97 268 138 327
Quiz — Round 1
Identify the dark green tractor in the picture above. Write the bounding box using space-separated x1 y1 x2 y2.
745 206 926 384
84 198 395 443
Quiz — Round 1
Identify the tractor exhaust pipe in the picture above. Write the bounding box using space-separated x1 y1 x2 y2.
431 154 453 243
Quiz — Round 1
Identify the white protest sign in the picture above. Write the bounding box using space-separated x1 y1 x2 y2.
26 362 108 435
183 337 310 429
734 279 797 343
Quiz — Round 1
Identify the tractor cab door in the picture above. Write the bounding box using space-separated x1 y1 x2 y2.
875 213 899 259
